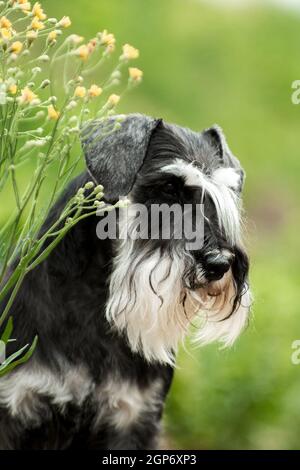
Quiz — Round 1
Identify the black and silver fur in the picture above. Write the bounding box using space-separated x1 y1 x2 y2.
0 114 251 449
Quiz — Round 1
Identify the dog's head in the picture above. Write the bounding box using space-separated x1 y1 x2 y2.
81 114 251 365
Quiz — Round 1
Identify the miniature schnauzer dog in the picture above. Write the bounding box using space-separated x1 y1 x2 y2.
0 114 251 449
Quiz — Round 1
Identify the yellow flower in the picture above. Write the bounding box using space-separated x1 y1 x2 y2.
59 16 71 28
129 67 143 82
69 34 84 46
30 17 44 30
48 105 60 120
26 30 38 41
48 30 57 42
0 28 12 41
10 41 23 54
74 86 86 98
107 94 120 107
18 1 31 12
0 17 12 29
76 45 89 61
9 84 17 95
32 2 46 20
100 30 115 51
87 38 97 53
122 43 139 60
88 84 102 98
19 86 37 104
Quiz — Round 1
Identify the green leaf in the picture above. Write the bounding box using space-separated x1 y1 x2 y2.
1 316 13 344
0 343 29 371
0 336 38 377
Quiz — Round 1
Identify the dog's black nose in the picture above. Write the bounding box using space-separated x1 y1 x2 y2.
205 254 231 281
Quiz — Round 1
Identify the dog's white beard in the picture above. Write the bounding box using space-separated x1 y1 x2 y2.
106 239 251 366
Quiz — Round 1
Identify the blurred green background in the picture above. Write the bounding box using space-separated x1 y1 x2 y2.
6 0 300 449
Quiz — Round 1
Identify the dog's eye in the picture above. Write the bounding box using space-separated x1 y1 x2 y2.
163 182 177 195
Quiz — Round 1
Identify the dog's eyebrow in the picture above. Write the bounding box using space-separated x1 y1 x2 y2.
161 160 241 191
211 167 241 191
160 160 204 187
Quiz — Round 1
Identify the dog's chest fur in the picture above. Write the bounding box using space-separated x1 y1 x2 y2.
94 377 163 431
0 361 165 449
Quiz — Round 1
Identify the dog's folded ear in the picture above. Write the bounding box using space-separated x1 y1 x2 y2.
80 113 161 201
202 125 245 192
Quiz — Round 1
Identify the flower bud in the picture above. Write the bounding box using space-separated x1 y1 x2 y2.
66 100 77 111
107 94 120 108
68 116 78 125
75 194 84 203
94 184 104 194
41 79 50 89
24 139 46 149
8 53 18 62
30 98 41 106
7 67 18 74
38 54 50 62
69 126 79 134
116 198 130 208
111 70 121 79
74 86 86 98
32 67 42 75
58 16 71 28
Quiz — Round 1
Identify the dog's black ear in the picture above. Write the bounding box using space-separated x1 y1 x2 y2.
202 125 245 191
81 114 161 201
202 126 225 163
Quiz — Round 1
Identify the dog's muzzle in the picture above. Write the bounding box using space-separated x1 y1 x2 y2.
203 249 235 282
188 249 235 286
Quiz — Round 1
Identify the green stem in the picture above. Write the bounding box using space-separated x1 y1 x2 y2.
0 268 26 328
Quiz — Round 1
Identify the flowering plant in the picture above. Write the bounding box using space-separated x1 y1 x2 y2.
0 0 142 375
